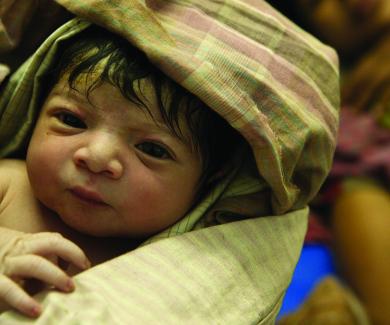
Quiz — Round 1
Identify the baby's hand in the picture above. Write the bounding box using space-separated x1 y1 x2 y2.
0 230 90 318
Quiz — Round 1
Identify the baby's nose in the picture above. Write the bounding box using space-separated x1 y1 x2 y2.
73 136 123 179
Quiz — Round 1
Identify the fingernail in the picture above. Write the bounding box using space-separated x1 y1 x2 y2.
66 279 75 291
29 305 41 317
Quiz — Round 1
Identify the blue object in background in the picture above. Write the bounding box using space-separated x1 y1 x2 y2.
277 243 337 318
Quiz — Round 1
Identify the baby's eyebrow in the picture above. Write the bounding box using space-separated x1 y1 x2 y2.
133 120 188 142
128 119 170 135
133 119 194 149
66 88 93 105
50 87 90 106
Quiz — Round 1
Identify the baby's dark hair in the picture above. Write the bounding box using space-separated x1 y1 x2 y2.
43 25 245 199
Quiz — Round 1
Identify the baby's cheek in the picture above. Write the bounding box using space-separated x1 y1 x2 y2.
27 142 65 202
121 187 162 215
119 187 177 231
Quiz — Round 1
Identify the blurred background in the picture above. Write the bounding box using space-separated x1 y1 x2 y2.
1 1 389 324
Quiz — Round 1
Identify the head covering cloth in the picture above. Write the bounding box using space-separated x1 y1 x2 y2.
0 0 339 323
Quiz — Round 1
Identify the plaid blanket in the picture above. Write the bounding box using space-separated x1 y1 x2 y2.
0 0 339 323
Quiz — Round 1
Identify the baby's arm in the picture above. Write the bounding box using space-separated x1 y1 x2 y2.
0 160 91 318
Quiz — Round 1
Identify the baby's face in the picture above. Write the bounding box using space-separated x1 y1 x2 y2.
26 75 202 237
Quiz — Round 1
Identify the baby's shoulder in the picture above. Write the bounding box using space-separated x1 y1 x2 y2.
0 159 45 231
0 159 27 173
0 158 28 182
0 159 29 199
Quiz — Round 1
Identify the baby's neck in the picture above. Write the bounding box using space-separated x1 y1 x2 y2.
39 204 140 268
12 201 139 270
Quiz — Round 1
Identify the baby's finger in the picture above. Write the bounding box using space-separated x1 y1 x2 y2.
5 255 75 293
0 275 41 318
25 233 90 270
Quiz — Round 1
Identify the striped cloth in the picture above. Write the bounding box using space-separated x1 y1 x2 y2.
0 1 339 323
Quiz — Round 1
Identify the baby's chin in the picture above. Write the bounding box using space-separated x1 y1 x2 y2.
56 210 153 239
62 217 112 237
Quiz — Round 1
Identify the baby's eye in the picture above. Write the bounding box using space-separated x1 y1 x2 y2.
136 142 172 159
56 112 86 129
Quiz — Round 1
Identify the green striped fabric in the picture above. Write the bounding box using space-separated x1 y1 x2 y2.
0 0 339 323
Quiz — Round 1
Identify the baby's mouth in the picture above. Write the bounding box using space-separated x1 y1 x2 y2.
70 186 108 206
